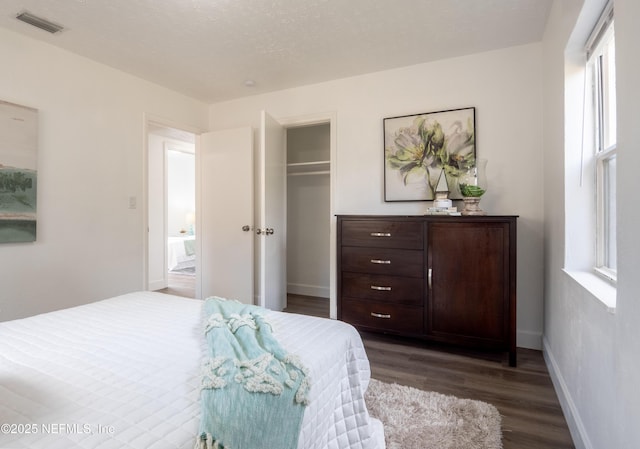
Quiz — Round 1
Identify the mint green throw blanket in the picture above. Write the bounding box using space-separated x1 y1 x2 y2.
195 297 310 449
184 238 196 257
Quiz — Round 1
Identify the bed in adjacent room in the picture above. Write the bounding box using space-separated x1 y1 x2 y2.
0 291 384 449
168 235 196 272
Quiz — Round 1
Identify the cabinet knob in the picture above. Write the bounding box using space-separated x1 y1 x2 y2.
371 312 391 319
370 285 392 291
370 232 391 237
370 259 391 265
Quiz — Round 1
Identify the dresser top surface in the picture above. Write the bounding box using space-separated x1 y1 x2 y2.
336 214 519 220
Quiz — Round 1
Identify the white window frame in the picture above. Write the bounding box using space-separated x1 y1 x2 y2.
595 147 616 281
586 2 617 282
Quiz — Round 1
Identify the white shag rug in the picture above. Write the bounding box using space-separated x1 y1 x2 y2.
365 379 503 449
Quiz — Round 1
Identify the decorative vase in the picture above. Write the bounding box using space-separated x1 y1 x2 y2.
458 158 488 216
432 168 452 209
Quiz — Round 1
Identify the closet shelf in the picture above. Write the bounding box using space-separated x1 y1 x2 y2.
287 160 330 175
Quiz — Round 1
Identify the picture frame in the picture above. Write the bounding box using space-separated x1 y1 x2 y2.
384 107 476 201
0 100 38 243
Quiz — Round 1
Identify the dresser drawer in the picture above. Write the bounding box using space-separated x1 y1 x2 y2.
341 220 423 249
341 300 423 334
341 272 423 305
341 246 423 277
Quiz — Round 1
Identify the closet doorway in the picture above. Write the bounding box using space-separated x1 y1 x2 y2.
286 123 330 311
147 123 196 298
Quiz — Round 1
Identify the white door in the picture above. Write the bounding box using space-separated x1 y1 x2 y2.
258 111 287 311
198 127 254 303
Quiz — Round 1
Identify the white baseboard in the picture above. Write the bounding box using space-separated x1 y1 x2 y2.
517 329 543 350
543 337 591 449
287 283 329 298
148 279 167 291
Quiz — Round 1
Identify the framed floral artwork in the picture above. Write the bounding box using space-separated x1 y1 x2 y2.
384 107 476 201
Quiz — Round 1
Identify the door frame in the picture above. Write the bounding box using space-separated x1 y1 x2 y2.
279 112 338 319
142 114 203 292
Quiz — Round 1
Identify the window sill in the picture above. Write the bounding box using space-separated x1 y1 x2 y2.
563 269 617 313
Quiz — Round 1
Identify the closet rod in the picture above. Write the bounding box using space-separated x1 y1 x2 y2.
287 170 330 176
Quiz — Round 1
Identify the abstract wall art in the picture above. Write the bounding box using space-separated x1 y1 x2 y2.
0 100 38 243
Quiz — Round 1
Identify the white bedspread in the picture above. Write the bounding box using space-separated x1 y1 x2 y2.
0 292 383 449
167 236 195 271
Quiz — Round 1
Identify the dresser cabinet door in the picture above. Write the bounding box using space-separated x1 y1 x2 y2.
427 221 510 344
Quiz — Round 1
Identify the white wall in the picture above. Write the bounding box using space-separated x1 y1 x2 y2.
614 0 640 444
542 0 640 448
0 28 208 321
210 43 546 349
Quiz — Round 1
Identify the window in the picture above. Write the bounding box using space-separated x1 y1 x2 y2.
586 3 616 281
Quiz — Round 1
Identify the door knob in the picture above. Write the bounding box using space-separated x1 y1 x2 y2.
242 225 251 232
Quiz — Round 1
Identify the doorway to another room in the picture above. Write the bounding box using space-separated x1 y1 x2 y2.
147 123 196 298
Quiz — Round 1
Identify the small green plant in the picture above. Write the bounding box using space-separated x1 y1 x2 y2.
459 184 485 197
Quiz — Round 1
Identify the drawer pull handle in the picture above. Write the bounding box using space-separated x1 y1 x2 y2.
371 312 391 319
370 232 391 237
371 285 391 291
370 259 391 264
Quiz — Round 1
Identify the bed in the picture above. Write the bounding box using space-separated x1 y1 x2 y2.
0 292 384 449
168 236 196 271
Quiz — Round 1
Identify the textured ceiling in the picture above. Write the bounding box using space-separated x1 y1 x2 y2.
0 0 552 103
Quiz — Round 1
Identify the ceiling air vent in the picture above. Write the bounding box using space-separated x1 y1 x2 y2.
16 11 64 34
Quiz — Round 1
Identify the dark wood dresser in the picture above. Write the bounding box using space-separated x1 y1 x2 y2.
337 215 517 366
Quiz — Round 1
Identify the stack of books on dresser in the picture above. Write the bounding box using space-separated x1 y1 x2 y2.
426 206 461 216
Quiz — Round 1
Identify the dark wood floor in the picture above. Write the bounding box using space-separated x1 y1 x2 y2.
285 294 575 449
156 284 575 449
155 272 196 298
